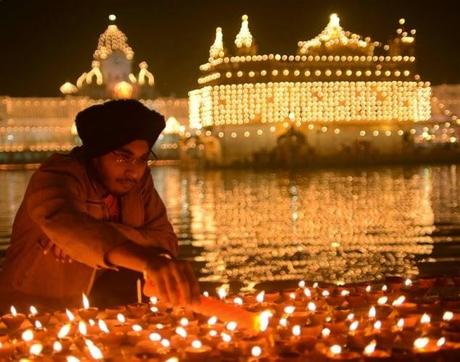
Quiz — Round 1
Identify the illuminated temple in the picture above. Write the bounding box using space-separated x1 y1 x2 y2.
0 17 188 163
188 14 458 165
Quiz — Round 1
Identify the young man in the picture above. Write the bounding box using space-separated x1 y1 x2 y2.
0 100 199 312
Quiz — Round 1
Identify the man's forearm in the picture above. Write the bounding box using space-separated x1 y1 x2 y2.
105 242 152 273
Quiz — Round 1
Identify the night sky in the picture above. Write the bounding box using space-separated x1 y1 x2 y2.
1 0 459 98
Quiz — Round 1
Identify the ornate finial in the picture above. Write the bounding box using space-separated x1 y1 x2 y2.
209 27 225 59
108 14 116 22
235 14 253 49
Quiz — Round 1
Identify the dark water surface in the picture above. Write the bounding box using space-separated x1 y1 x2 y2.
1 165 460 292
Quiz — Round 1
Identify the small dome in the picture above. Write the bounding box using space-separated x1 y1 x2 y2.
93 24 134 61
59 82 78 95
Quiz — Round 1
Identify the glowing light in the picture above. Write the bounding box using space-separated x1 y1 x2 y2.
414 337 429 350
369 306 376 318
330 344 342 355
256 290 265 303
443 311 454 321
420 313 431 324
364 340 377 355
30 343 43 356
149 333 162 342
98 319 110 334
85 340 103 360
191 340 202 349
251 345 263 357
176 327 187 338
57 324 71 339
29 306 38 316
82 294 90 309
78 321 87 336
22 329 34 342
292 325 301 336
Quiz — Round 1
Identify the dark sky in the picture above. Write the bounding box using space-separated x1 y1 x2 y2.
1 0 459 98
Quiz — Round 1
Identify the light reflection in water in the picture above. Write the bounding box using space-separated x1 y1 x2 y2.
1 165 460 287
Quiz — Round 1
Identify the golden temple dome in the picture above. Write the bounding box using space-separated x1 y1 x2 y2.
93 23 134 61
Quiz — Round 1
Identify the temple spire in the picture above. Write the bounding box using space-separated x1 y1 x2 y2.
234 15 257 55
209 27 225 60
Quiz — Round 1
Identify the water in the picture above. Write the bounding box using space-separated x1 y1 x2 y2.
2 165 460 291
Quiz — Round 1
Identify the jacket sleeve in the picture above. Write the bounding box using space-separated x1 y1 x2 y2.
109 174 179 257
26 167 129 269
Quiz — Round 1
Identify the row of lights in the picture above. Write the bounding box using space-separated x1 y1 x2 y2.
0 144 74 153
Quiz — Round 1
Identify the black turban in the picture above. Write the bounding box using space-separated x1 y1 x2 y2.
75 99 165 159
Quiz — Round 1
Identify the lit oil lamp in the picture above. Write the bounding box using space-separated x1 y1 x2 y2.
362 339 391 361
78 294 98 320
1 306 26 331
185 339 212 360
323 344 361 361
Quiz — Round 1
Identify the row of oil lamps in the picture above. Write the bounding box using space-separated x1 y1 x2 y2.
1 276 460 361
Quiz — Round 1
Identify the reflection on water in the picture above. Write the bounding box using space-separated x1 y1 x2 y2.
2 165 460 288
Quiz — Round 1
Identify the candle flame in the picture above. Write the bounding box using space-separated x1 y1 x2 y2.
10 306 17 316
377 296 388 305
156 323 164 329
29 343 43 356
347 313 355 321
289 292 296 300
82 293 90 309
364 340 377 355
340 289 350 296
437 337 446 347
226 321 237 331
65 309 75 321
53 340 63 352
322 290 330 297
161 338 170 348
176 326 187 338
85 340 103 359
303 288 312 298
78 321 87 336
292 325 301 336
34 320 43 329
313 282 319 288
89 319 96 326
330 344 342 355
443 311 454 321
256 290 265 303
279 318 288 327
365 285 371 293
208 316 218 325
209 330 218 337
98 319 109 334
420 313 431 324
369 306 376 318
258 310 273 332
404 278 412 287
22 329 34 342
251 345 262 357
284 305 295 314
322 327 331 337
203 291 209 297
373 320 382 330
349 320 359 332
191 339 202 348
381 284 388 292
233 297 243 305
29 305 38 316
180 317 189 326
150 296 158 304
414 337 429 350
58 323 71 338
392 295 406 306
149 332 161 342
298 280 306 288
217 285 228 300
397 318 405 330
66 356 80 362
117 313 126 324
221 332 232 343
132 324 143 332
165 358 179 362
150 306 159 313
307 301 317 312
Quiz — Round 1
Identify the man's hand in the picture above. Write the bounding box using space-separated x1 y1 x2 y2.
42 240 72 263
143 256 200 306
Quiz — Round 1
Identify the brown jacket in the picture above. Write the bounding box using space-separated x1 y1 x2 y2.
0 149 177 311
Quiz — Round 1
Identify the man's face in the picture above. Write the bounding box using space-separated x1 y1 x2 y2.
92 140 150 195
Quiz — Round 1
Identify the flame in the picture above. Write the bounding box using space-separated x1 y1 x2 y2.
89 319 96 326
82 293 90 309
209 330 218 337
349 321 359 332
10 306 17 316
313 282 319 288
180 317 189 326
132 324 143 332
347 313 355 321
150 306 159 313
251 345 262 357
53 341 63 352
381 284 388 292
66 356 80 362
322 290 330 297
226 321 237 331
392 295 406 306
85 340 103 359
22 329 34 342
29 305 38 316
221 332 232 343
78 321 87 336
397 318 405 330
29 343 43 356
443 311 454 321
233 297 243 305
175 327 187 338
257 310 273 332
208 316 218 325
58 323 71 338
165 358 179 362
404 278 412 287
368 306 376 318
365 285 372 293
256 290 265 303
279 318 288 327
420 313 431 324
341 289 350 296
117 313 126 324
161 339 170 348
150 296 158 305
322 327 331 337
217 285 228 300
364 340 377 355
414 337 429 350
203 291 209 297
284 305 295 314
292 325 301 336
156 323 164 329
34 320 43 329
330 345 342 355
307 301 317 312
149 332 161 342
377 296 388 305
304 288 312 297
298 280 306 288
191 339 202 349
98 319 109 334
437 337 446 347
289 292 296 300
65 309 75 321
373 320 382 330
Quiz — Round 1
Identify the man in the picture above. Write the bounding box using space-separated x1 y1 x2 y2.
0 99 199 312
